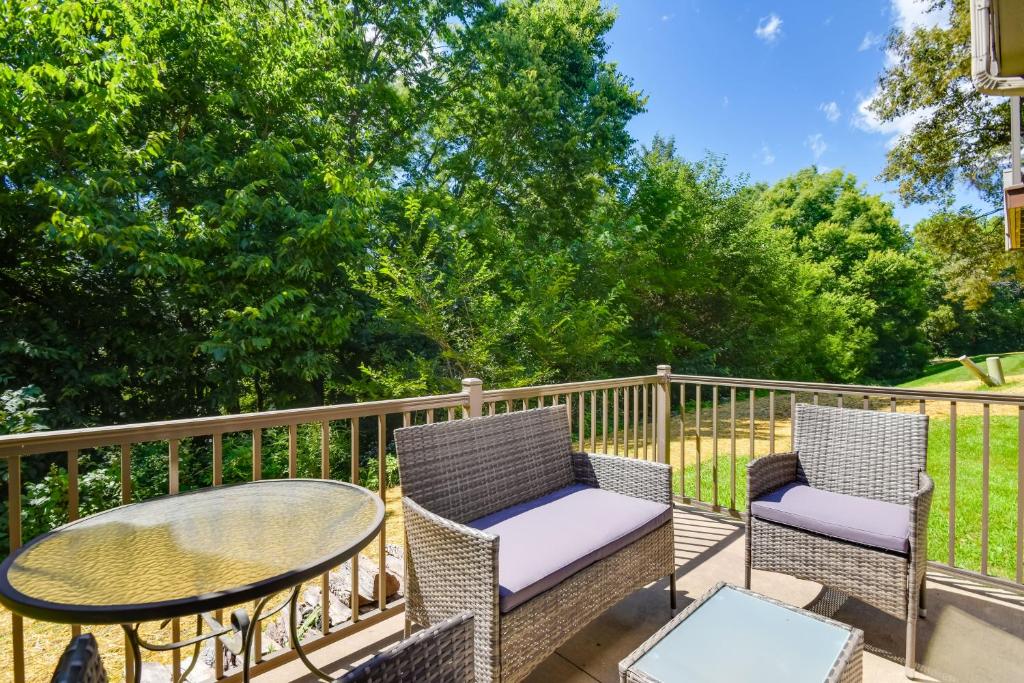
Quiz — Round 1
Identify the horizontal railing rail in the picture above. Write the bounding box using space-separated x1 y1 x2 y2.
0 365 1021 682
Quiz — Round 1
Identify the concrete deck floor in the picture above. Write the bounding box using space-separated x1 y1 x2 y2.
259 505 1024 683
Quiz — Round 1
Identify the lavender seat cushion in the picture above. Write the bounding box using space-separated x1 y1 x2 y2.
468 484 671 613
750 482 911 554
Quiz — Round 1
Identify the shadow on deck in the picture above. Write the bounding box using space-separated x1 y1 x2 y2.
260 504 1024 683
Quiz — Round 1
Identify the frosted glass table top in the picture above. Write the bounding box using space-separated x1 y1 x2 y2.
0 479 383 624
631 585 854 683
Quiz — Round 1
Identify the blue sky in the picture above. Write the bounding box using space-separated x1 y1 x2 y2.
604 0 995 227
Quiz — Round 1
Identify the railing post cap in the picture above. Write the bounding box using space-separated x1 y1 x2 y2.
656 364 672 374
461 377 483 387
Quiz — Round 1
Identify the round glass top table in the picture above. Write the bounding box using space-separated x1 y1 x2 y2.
0 479 384 682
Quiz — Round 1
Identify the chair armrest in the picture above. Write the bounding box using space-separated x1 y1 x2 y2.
402 498 499 679
571 452 672 505
334 613 475 683
747 452 799 504
909 471 934 562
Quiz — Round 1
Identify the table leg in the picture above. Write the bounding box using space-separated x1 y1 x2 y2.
241 597 271 682
121 625 143 683
288 584 333 682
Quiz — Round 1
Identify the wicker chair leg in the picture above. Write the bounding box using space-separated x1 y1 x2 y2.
404 618 413 638
905 613 917 678
669 573 676 610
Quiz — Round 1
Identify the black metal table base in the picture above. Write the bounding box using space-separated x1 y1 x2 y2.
122 585 332 683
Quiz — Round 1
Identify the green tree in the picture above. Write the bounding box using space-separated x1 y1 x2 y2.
757 168 930 381
870 0 1009 205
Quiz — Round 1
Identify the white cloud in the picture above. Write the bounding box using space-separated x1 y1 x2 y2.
806 133 827 159
852 87 932 147
755 14 783 43
661 14 672 22
890 0 947 32
759 144 776 165
858 31 882 52
819 101 841 123
722 95 730 108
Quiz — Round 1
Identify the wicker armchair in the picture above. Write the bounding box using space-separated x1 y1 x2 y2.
745 403 932 678
52 634 107 683
335 613 475 683
395 405 675 683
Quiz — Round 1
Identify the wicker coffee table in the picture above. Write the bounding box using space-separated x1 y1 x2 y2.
619 582 863 683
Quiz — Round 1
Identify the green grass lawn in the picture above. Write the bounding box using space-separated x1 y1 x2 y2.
900 352 1024 389
674 415 1021 580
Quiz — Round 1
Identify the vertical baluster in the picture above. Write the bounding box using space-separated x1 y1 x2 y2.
613 388 620 454
448 407 455 421
169 439 181 680
891 397 897 413
426 408 435 424
711 386 718 509
288 423 298 478
919 399 925 415
602 390 609 454
837 394 844 409
813 392 819 406
505 400 512 414
790 393 797 450
633 386 640 460
679 384 686 498
695 385 702 501
863 395 870 410
768 390 775 453
642 384 649 460
949 402 957 567
590 391 597 453
578 392 585 449
489 402 496 417
252 429 262 481
377 415 388 610
730 387 737 512
351 418 361 622
7 455 24 683
749 388 755 461
67 450 80 639
982 403 990 575
213 433 224 678
321 420 331 634
618 387 626 456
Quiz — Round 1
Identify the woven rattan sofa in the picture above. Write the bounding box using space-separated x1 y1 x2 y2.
745 403 932 678
336 613 475 683
394 405 675 683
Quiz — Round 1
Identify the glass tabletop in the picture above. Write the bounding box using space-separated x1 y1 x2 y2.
632 586 852 683
0 479 383 624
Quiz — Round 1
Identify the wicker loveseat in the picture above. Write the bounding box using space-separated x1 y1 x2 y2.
394 405 675 683
745 403 932 678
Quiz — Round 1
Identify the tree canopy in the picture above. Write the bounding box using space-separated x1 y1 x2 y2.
0 0 1016 433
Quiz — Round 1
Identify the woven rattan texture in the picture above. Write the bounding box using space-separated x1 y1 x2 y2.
395 406 575 523
335 613 475 683
398 407 674 682
749 518 907 618
746 403 933 673
51 633 107 683
571 453 672 505
793 404 928 505
499 521 674 683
